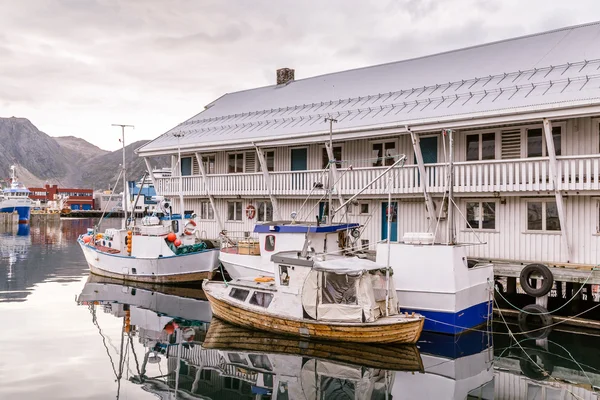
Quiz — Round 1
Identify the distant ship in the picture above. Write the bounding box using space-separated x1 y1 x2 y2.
0 166 33 223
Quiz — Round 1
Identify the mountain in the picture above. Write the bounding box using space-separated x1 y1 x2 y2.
0 117 73 186
0 117 169 190
79 140 169 190
54 136 109 166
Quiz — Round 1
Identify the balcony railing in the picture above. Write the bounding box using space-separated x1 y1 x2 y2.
154 155 600 197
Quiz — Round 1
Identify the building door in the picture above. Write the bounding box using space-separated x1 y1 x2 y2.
291 148 308 190
181 157 192 176
381 202 398 241
415 136 438 186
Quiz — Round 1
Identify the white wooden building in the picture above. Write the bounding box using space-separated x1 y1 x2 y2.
137 21 600 267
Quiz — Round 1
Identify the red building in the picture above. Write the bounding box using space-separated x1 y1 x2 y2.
29 184 95 210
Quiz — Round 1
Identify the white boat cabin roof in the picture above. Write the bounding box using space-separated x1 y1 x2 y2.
138 21 600 155
271 251 390 274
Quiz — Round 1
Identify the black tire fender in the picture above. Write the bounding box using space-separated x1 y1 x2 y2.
520 263 554 297
518 304 553 340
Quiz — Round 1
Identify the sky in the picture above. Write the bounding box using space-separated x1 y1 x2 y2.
1 0 599 151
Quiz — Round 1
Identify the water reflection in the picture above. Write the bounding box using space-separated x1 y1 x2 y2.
76 276 498 399
0 218 117 302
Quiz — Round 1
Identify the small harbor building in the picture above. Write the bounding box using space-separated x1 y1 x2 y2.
137 21 600 268
29 184 94 210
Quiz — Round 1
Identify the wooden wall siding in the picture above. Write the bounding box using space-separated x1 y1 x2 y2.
174 194 600 265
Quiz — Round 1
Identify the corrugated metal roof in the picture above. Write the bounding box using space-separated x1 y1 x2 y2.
139 21 600 154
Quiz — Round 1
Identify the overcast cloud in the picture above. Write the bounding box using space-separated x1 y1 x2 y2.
1 0 598 150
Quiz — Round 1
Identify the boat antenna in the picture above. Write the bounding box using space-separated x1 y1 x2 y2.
325 116 337 224
445 129 455 244
112 124 134 230
173 132 185 225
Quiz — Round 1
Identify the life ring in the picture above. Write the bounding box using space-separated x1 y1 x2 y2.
520 263 554 297
184 220 197 235
246 204 256 219
518 304 553 340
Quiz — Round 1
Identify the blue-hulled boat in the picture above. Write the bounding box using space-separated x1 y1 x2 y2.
0 166 33 223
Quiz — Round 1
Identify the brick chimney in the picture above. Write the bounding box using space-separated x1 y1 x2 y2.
276 68 295 85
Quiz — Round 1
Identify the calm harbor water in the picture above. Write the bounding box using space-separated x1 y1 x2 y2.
1 218 600 399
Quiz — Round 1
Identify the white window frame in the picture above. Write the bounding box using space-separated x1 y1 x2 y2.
370 139 399 167
227 201 243 222
256 200 273 222
359 203 370 215
201 154 216 175
320 144 343 169
526 199 561 232
199 200 214 220
465 131 497 161
522 121 565 158
227 152 246 173
258 149 275 172
465 200 497 231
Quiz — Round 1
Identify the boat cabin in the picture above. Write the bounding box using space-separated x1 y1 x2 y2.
223 251 398 323
222 221 359 258
86 214 203 257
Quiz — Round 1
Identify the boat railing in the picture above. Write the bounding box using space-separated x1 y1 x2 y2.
219 230 260 255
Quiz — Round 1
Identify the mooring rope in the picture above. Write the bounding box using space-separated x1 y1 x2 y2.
493 266 599 315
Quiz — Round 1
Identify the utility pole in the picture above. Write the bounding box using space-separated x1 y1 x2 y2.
173 132 185 223
112 124 134 229
325 116 337 223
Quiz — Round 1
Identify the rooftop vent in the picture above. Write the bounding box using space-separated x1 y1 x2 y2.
276 68 295 85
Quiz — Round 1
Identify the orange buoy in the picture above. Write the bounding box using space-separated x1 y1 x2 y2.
163 322 175 335
83 236 91 244
174 239 182 247
167 232 176 242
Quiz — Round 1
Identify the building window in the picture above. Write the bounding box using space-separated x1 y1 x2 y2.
322 146 342 169
258 150 275 172
527 127 561 157
199 200 214 220
227 201 243 221
527 201 560 231
202 155 215 174
228 153 244 173
372 142 397 167
466 201 496 230
360 203 370 214
466 133 496 161
256 200 273 222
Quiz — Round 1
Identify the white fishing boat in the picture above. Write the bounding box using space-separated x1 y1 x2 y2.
77 125 219 284
0 165 33 223
78 208 219 284
204 251 424 344
374 129 494 334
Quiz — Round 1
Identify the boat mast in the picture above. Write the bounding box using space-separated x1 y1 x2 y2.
174 132 185 223
446 129 455 245
112 124 134 229
325 117 337 224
